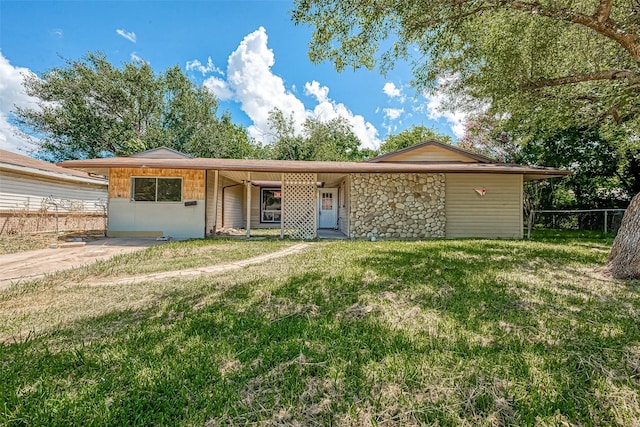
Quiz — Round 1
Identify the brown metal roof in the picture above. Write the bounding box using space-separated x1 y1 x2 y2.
1 149 107 183
58 156 571 180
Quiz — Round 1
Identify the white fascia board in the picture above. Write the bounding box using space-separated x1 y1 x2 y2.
0 163 108 186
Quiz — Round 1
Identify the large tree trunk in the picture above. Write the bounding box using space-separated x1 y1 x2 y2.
607 192 640 279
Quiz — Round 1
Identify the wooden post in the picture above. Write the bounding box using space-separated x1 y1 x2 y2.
212 170 219 235
246 173 251 239
280 173 285 239
527 210 535 239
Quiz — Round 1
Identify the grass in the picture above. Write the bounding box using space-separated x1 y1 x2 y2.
1 233 639 425
58 237 295 280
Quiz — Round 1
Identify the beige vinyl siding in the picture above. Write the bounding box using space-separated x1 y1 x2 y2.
379 145 478 163
219 177 244 229
338 176 350 235
445 174 523 238
0 170 107 213
205 171 217 235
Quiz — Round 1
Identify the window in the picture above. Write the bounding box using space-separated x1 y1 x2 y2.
131 177 182 202
261 188 281 223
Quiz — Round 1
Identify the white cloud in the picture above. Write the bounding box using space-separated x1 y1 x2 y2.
0 52 39 153
305 81 379 149
304 80 329 103
223 27 309 141
420 76 478 138
116 29 136 43
424 92 467 137
383 107 404 121
203 28 380 149
130 52 148 64
203 76 233 101
383 82 401 98
186 57 224 76
51 29 63 38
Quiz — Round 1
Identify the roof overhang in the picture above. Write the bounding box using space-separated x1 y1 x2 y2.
57 157 571 181
1 162 108 186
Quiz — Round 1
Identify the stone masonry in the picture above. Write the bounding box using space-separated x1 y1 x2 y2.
350 173 445 239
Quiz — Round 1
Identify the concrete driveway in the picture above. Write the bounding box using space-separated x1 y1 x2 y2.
0 237 165 290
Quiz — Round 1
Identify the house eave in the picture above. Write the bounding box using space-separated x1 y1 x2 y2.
0 163 108 186
58 157 571 178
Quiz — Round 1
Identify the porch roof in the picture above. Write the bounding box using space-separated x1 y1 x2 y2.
58 156 571 181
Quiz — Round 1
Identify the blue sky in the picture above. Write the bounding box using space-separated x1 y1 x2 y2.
0 0 467 155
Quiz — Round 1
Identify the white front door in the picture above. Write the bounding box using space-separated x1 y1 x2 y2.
318 188 338 229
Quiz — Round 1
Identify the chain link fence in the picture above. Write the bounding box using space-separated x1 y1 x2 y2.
526 208 626 238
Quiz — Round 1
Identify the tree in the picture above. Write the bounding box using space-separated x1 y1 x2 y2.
303 116 364 161
379 125 452 154
265 107 372 161
293 0 639 135
265 108 309 160
15 52 254 160
292 0 640 279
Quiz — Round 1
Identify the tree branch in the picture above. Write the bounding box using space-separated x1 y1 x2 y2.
509 1 640 61
594 0 614 23
525 70 639 89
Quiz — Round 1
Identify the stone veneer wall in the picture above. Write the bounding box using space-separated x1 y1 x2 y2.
350 173 446 239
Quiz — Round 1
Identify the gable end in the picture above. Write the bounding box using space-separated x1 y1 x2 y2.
368 140 494 164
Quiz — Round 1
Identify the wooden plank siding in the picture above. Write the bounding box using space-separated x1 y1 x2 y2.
108 168 205 200
0 170 107 213
445 174 523 238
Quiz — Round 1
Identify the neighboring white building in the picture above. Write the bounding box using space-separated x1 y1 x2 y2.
0 149 108 234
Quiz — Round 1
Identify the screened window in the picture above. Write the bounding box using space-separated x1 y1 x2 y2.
131 177 182 202
261 188 281 223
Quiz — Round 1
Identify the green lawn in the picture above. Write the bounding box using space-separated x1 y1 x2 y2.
1 234 639 426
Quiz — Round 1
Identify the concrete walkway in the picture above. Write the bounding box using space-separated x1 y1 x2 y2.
0 237 164 290
87 243 311 286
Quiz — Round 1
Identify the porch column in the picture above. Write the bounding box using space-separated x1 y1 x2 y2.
245 173 251 238
280 173 285 239
212 170 219 235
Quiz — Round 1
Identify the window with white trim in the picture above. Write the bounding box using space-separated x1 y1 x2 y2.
131 177 182 202
261 188 282 223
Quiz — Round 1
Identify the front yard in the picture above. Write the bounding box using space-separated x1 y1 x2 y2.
1 233 639 425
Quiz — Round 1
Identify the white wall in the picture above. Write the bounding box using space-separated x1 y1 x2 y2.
108 198 205 239
0 170 107 213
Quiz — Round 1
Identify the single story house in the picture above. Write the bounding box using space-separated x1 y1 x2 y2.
58 141 570 240
0 148 108 234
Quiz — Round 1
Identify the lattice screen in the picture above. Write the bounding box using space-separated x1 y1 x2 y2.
283 173 317 239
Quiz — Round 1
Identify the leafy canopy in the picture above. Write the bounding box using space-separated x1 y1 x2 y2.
15 52 255 160
263 108 375 161
292 0 640 136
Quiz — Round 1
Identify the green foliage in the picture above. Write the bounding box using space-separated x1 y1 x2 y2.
522 127 630 209
379 125 452 154
15 52 255 160
264 108 374 161
292 0 640 139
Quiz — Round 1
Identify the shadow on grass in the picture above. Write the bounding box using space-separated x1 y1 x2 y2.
2 239 639 425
